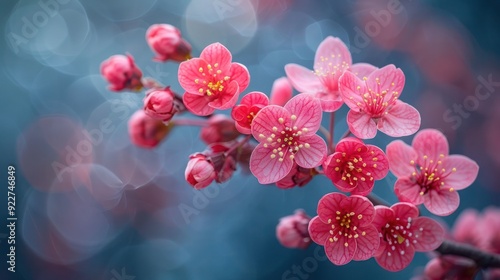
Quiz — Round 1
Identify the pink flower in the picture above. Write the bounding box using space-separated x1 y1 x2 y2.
338 64 421 139
146 24 192 62
323 137 389 196
179 43 250 116
231 91 269 134
100 54 143 92
285 37 374 112
308 193 379 265
249 94 327 184
276 209 312 249
480 207 500 254
275 163 317 189
128 110 171 148
143 87 180 122
270 77 293 106
372 202 445 272
200 114 240 144
451 209 483 248
185 154 216 189
386 129 479 216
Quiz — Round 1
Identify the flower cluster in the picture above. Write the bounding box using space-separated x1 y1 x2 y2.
100 24 486 274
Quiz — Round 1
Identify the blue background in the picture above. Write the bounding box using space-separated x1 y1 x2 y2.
1 0 499 279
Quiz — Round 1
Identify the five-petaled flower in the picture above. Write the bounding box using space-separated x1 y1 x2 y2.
179 43 250 116
386 129 479 216
285 37 376 112
372 202 445 272
249 94 327 184
231 91 269 134
308 193 380 265
323 137 389 196
339 64 421 139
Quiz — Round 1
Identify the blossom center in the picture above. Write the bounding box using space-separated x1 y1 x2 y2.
194 63 231 98
333 149 377 185
409 154 457 195
326 210 366 247
380 217 421 257
258 115 310 162
313 54 350 90
351 77 399 117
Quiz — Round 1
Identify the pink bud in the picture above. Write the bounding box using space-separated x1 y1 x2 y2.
276 209 312 249
100 54 143 92
143 87 179 122
276 164 316 189
269 77 292 106
185 154 216 189
200 114 240 145
146 24 192 62
128 110 171 148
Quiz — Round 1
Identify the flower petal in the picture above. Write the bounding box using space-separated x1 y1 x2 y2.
350 180 375 196
424 188 460 216
270 77 293 106
208 81 240 110
249 143 294 184
391 202 419 220
452 209 481 244
411 217 445 252
183 92 215 116
386 140 418 178
394 178 425 205
349 63 377 78
340 195 375 225
235 122 251 135
412 129 449 160
284 64 324 93
375 243 415 272
366 64 405 103
442 155 479 190
308 216 331 245
378 101 421 137
372 206 394 229
230 62 250 92
285 94 323 135
178 58 209 94
294 134 327 168
347 110 377 139
353 225 380 261
339 71 366 110
251 105 291 141
317 192 346 223
241 91 269 107
200 42 232 71
323 153 357 193
324 234 357 265
315 92 344 112
314 36 352 92
363 145 389 179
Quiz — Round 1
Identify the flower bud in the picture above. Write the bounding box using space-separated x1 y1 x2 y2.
146 24 192 62
128 110 171 148
269 77 292 106
101 54 143 92
185 154 216 189
200 115 240 145
276 210 312 249
276 164 316 189
143 87 179 122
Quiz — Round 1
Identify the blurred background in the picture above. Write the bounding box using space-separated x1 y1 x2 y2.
1 0 499 279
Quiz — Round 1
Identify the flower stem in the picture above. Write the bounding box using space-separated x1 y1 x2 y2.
225 135 252 157
340 129 352 139
319 126 331 147
328 112 335 153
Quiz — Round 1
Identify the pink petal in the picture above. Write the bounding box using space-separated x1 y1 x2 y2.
375 244 415 272
424 188 460 216
349 63 377 78
340 195 375 225
372 206 394 229
317 192 345 223
294 134 327 168
452 209 480 244
323 153 357 193
249 143 294 184
411 217 445 252
391 202 419 220
178 58 209 94
183 93 215 116
314 36 352 92
284 94 322 135
208 81 239 110
270 77 293 106
230 63 250 92
200 43 232 71
442 155 479 190
352 225 380 261
324 234 357 265
235 122 251 134
366 64 405 103
364 145 389 179
316 92 344 112
231 105 249 122
284 64 324 93
339 71 366 110
349 180 375 196
386 140 418 178
251 105 290 140
394 178 425 205
308 216 331 245
241 91 269 107
378 101 421 137
347 110 377 139
412 129 449 160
